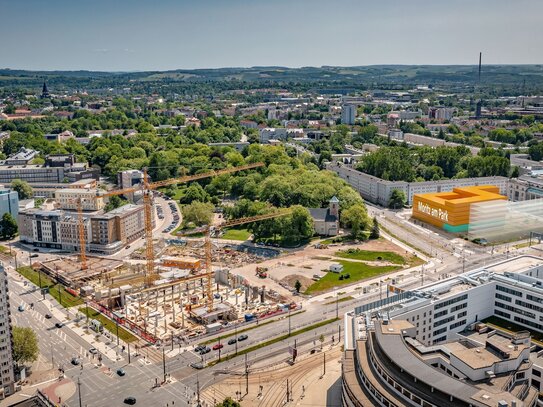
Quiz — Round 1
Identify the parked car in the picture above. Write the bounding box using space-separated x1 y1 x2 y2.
89 347 98 354
190 362 204 370
55 322 64 328
44 313 52 319
194 345 204 353
227 338 237 345
212 343 224 350
117 368 126 376
17 305 25 312
238 334 248 341
71 358 80 365
123 397 136 405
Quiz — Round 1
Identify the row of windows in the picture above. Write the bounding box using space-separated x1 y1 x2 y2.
451 302 468 312
495 293 512 303
450 319 467 330
515 299 543 313
434 315 455 328
495 302 536 319
457 311 467 318
434 310 448 318
495 310 511 319
496 285 522 297
434 294 468 310
514 316 543 331
433 327 447 336
527 294 543 304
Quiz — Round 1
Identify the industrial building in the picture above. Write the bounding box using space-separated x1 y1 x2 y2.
412 185 507 233
342 255 543 407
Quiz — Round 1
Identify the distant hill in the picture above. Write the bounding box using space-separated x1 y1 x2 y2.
2 65 543 93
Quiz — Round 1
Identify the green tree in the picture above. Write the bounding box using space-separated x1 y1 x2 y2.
182 201 214 227
341 204 370 239
294 280 302 293
282 206 314 243
12 326 39 366
0 213 18 239
104 195 128 212
11 179 33 200
529 142 543 161
370 217 380 239
215 398 240 407
388 190 407 209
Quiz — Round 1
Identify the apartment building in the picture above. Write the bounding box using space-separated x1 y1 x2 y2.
55 189 104 211
508 174 543 201
0 265 15 399
19 204 148 254
326 162 508 206
342 255 543 407
341 105 356 125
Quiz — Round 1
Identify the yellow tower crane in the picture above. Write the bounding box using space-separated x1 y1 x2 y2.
98 163 264 286
178 209 292 312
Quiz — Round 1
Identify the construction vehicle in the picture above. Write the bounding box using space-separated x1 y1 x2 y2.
93 163 264 286
256 267 268 279
178 209 292 312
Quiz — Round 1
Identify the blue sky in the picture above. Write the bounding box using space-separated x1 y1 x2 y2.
1 0 542 71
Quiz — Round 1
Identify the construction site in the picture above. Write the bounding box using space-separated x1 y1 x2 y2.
33 163 300 344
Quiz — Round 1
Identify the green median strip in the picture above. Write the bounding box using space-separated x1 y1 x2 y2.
380 225 431 258
78 307 138 343
199 310 306 346
16 266 83 308
207 317 339 366
324 296 354 305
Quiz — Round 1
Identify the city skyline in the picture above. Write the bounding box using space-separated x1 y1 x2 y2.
2 0 543 71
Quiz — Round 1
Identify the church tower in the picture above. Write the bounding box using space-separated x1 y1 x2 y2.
41 81 50 98
329 196 339 218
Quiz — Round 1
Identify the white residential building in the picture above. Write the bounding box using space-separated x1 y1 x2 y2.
341 105 356 125
0 264 15 399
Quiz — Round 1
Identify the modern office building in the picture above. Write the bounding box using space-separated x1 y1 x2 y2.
326 162 508 207
508 174 543 201
341 105 357 125
0 152 98 185
412 186 507 232
428 106 455 121
0 264 15 399
0 188 18 219
342 255 543 407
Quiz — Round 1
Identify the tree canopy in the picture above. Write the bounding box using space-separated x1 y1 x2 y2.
11 179 33 200
12 326 39 366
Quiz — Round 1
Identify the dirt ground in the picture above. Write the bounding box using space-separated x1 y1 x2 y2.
229 239 414 300
280 275 314 293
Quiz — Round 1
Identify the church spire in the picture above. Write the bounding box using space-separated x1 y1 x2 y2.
41 81 50 98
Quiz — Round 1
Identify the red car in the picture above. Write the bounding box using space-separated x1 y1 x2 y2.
212 343 224 351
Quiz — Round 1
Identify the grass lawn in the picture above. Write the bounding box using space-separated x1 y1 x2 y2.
482 316 543 343
305 260 400 294
324 295 354 305
17 267 83 308
79 307 138 343
335 249 406 264
221 228 251 241
0 245 12 256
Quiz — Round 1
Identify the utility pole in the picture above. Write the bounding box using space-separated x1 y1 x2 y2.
323 352 326 376
127 342 131 364
57 272 62 306
338 324 341 343
218 336 221 362
336 293 339 319
245 353 249 395
288 307 291 336
162 348 167 383
286 378 289 404
235 323 238 355
196 374 201 407
77 376 82 407
116 318 120 346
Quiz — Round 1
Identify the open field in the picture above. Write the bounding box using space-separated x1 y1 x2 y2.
221 228 251 241
16 267 83 308
305 261 400 294
335 248 406 264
